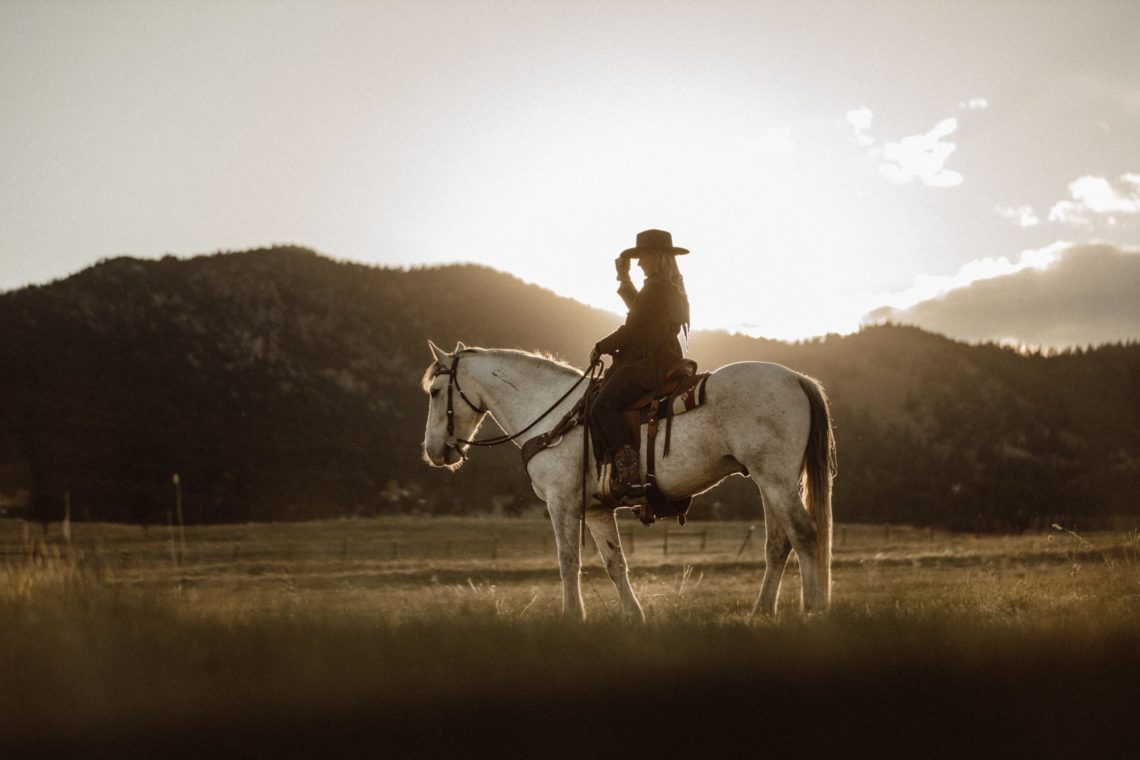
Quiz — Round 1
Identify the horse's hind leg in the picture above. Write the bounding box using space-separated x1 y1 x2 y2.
754 500 793 617
755 475 826 612
585 506 645 621
547 496 586 621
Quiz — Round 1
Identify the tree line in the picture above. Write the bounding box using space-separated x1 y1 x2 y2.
1 247 1136 530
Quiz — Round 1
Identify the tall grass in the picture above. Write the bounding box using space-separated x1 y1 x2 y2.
2 518 1139 756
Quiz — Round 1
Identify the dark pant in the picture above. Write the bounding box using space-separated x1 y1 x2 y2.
591 366 648 456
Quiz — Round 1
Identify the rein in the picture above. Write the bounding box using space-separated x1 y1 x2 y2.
437 353 603 452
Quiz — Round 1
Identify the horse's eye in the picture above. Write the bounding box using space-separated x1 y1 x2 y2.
430 388 440 398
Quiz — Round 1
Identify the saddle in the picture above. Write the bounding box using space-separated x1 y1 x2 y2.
618 358 701 436
521 359 711 526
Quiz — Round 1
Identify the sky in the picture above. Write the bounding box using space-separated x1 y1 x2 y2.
2 0 1138 346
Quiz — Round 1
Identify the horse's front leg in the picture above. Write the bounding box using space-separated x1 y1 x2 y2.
547 496 586 621
585 505 645 621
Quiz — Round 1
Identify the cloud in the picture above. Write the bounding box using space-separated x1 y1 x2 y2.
1069 176 1140 214
846 107 874 146
866 243 1067 313
863 244 1140 348
879 118 963 187
1049 173 1140 224
996 205 1040 227
1048 200 1093 226
958 97 989 110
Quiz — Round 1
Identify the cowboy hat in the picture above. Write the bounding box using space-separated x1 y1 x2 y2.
620 229 689 257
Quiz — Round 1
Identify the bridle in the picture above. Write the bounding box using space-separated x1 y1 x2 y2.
433 352 602 457
433 349 604 549
433 353 486 445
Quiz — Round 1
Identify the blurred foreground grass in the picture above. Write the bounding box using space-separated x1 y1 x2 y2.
2 516 1139 757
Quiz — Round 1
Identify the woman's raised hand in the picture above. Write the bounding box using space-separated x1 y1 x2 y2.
614 254 631 278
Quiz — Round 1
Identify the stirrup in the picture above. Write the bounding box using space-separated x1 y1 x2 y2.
631 502 655 525
614 481 647 509
595 463 647 509
596 462 628 505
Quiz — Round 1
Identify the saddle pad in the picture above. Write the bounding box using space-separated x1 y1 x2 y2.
635 372 710 424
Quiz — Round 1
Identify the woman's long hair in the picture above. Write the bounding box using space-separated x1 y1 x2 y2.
658 254 691 339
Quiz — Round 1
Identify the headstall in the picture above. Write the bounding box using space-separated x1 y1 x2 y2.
434 353 485 441
433 352 603 452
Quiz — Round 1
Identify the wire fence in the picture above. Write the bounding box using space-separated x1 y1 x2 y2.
0 516 1033 570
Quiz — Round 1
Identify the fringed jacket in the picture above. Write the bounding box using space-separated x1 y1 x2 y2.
595 272 688 389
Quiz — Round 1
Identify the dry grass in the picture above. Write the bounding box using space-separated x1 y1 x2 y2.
2 516 1139 757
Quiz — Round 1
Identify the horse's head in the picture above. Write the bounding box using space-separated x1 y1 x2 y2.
421 340 485 469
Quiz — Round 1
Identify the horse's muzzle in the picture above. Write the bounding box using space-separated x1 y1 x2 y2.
428 437 467 467
444 438 469 464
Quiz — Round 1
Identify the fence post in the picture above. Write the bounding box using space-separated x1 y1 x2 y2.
699 529 707 552
166 511 177 565
62 491 72 552
173 474 186 564
663 526 669 556
736 524 756 557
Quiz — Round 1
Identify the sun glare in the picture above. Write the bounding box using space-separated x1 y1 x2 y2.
428 90 907 342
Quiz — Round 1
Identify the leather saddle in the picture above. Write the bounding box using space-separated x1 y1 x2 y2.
520 358 710 527
624 359 698 418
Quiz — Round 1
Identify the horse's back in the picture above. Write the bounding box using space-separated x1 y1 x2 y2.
709 359 801 376
706 360 811 404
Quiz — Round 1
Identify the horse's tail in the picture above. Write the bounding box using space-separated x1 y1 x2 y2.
798 375 836 603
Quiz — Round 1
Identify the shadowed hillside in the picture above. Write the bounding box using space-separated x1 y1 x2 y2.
694 328 1140 528
1 247 1137 529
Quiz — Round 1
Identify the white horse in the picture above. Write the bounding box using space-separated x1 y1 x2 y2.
421 341 836 620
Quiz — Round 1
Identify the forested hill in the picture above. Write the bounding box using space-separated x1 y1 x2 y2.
1 247 1137 529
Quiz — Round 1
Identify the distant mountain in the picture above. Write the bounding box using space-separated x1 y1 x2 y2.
867 244 1140 348
1 247 1137 529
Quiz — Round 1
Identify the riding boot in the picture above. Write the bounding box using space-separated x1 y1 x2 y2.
597 461 614 502
614 444 645 501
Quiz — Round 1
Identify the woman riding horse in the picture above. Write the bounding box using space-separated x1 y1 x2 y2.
589 229 691 502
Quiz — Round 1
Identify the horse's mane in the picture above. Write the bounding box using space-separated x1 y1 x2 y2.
476 346 580 372
421 346 581 391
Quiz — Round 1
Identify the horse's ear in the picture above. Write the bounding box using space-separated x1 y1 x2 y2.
454 340 468 352
428 340 449 364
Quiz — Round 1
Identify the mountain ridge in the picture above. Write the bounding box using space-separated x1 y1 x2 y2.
2 247 1137 529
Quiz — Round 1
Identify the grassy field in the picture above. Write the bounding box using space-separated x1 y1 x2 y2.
2 514 1139 757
